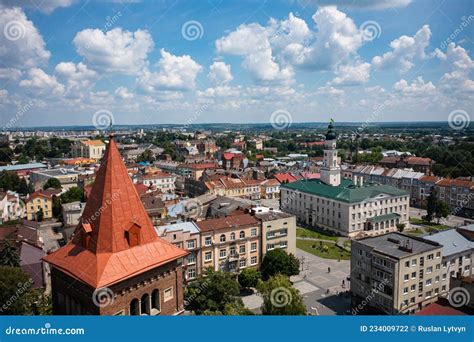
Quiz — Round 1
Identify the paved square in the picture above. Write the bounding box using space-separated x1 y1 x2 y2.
332 271 347 279
311 275 330 284
294 281 319 294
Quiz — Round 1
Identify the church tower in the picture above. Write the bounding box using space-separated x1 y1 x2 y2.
320 120 341 187
44 136 187 315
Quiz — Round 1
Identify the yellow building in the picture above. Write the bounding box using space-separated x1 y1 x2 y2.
72 140 106 160
26 189 61 221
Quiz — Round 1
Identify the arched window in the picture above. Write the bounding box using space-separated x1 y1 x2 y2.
151 289 160 314
239 231 245 239
141 294 150 315
230 232 235 241
130 298 140 316
220 234 226 242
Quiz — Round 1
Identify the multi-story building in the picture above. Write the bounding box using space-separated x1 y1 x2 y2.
25 188 61 221
156 222 201 281
281 122 410 238
71 140 106 160
136 172 176 193
424 225 474 296
260 179 280 199
436 178 474 218
251 207 296 258
196 214 260 273
30 168 80 190
204 176 261 200
351 233 443 314
61 201 85 227
177 163 218 180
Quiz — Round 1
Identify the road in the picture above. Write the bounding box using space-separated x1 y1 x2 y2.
409 207 469 227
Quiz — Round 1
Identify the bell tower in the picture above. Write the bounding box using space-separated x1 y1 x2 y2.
320 120 341 187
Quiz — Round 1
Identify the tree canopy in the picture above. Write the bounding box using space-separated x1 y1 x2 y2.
260 249 300 280
257 274 306 315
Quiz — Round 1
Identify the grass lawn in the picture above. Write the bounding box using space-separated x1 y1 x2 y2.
406 228 425 236
296 239 350 260
296 227 338 241
409 217 451 230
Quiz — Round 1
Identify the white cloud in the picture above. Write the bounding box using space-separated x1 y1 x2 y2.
0 68 22 81
208 61 233 85
0 6 51 69
316 86 345 96
330 61 371 86
137 49 202 92
435 42 474 71
435 43 474 96
73 28 154 75
303 0 412 10
393 76 436 96
19 68 65 97
115 86 134 99
372 25 431 73
55 62 97 95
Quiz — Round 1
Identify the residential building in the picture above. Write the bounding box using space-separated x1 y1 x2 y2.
0 192 24 223
222 152 244 170
177 163 218 180
351 233 443 314
260 179 280 199
379 155 434 174
44 137 188 315
281 122 410 238
136 171 176 193
436 178 474 218
196 214 260 273
156 222 201 281
30 168 80 190
25 189 61 221
71 140 106 160
62 201 86 227
251 207 296 258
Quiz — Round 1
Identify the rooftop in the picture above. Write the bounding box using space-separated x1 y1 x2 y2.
424 228 474 257
0 163 47 172
282 178 408 203
195 214 258 232
155 222 200 236
356 232 441 259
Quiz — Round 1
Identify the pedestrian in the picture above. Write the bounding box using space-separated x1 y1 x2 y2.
328 267 331 273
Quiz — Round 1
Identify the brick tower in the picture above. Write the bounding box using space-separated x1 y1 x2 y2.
44 136 187 315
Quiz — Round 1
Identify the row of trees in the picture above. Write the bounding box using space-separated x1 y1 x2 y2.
185 249 306 315
425 189 450 223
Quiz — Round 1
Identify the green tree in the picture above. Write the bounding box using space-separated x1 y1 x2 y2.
43 178 61 190
435 201 450 224
257 274 306 315
0 240 20 267
184 268 242 315
60 187 84 204
425 189 437 223
137 149 155 163
0 266 33 315
238 268 261 290
260 249 300 280
396 223 406 232
0 171 21 192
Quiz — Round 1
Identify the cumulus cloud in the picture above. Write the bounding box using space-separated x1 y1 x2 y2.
393 76 436 96
435 43 474 96
55 62 97 95
208 61 233 85
73 28 154 75
19 68 65 97
302 0 412 10
329 61 371 86
316 86 345 96
1 0 76 14
0 6 51 69
0 68 22 81
115 86 134 99
372 25 431 73
137 49 202 92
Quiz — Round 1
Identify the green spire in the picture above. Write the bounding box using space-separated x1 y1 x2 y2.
325 120 337 140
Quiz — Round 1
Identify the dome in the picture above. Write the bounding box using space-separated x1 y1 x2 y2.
325 121 337 140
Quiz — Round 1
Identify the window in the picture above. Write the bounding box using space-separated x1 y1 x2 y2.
404 274 409 282
164 287 174 302
405 261 410 267
239 259 246 268
426 279 432 286
251 228 257 237
187 268 196 279
219 249 226 259
427 254 434 260
187 240 196 249
239 231 245 239
410 284 416 292
151 290 160 312
187 253 196 265
251 242 257 252
280 240 287 248
403 287 408 295
411 259 417 266
205 251 212 261
411 272 416 279
230 232 235 241
239 245 245 254
205 237 212 246
426 266 433 274
220 234 226 243
251 256 257 265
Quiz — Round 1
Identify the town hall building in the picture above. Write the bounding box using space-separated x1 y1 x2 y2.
280 121 410 238
44 136 188 315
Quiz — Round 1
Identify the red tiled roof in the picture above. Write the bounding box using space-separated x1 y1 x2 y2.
415 299 468 316
437 178 474 188
26 189 61 202
43 137 187 288
195 214 258 232
420 175 439 183
223 153 243 160
273 173 298 183
134 183 149 195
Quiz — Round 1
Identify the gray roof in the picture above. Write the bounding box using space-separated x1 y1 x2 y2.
423 228 474 258
0 163 46 171
155 222 200 236
357 232 441 259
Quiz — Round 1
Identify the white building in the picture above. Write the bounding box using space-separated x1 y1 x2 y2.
280 121 410 238
136 172 176 193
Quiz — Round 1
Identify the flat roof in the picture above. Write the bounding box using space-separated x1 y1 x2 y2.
0 163 47 171
155 222 200 236
423 228 474 257
356 232 441 259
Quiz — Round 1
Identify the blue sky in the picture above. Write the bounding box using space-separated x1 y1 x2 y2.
0 0 472 127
